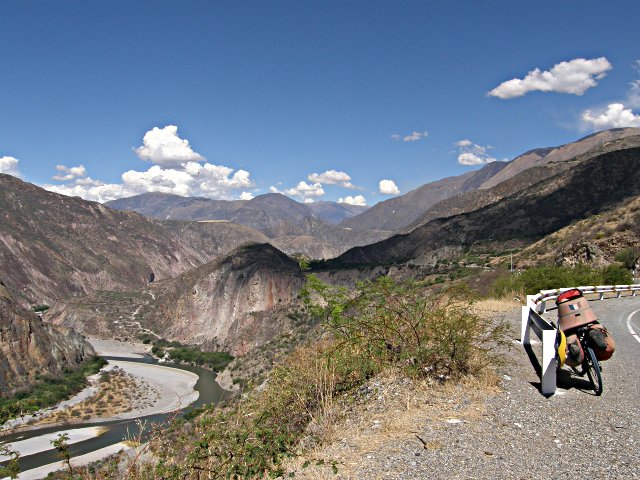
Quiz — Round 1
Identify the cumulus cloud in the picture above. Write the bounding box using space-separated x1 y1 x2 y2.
581 103 640 129
52 164 87 181
239 191 254 200
391 130 429 142
338 195 367 206
43 161 254 203
308 169 354 187
134 125 205 168
455 140 497 166
0 156 21 177
488 57 612 99
379 179 400 195
283 181 325 202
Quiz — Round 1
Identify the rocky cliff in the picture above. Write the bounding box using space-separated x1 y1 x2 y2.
50 243 307 356
0 282 95 396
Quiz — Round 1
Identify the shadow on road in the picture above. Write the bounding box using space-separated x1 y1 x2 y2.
524 342 599 396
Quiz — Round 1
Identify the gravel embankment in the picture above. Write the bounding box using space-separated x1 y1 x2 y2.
293 297 640 479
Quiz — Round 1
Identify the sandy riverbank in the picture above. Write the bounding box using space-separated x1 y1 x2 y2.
2 341 199 435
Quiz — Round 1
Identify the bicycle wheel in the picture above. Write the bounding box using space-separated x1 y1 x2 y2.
584 346 603 396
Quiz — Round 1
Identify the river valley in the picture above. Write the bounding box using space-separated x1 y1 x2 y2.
1 340 231 479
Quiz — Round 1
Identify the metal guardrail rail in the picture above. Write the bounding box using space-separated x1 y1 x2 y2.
521 284 640 396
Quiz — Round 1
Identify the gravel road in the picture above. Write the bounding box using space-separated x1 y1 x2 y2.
303 296 640 479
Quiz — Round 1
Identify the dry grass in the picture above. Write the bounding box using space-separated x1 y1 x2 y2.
473 296 522 315
283 371 501 479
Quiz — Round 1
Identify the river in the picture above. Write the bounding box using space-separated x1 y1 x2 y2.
1 353 231 476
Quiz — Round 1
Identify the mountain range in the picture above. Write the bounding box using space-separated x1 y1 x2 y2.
1 127 640 390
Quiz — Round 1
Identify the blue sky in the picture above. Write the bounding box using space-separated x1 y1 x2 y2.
1 0 639 205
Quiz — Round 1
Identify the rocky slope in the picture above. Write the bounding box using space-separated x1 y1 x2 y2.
0 174 207 305
0 175 304 305
404 133 640 232
515 194 640 268
49 243 307 356
306 201 369 225
341 128 640 233
324 146 640 268
338 170 480 232
0 282 95 396
478 127 640 189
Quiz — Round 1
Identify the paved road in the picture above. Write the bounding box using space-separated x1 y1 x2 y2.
305 296 640 479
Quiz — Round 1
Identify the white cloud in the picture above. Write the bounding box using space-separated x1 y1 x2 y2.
455 139 473 148
134 125 205 168
239 191 254 200
283 181 325 202
379 179 400 195
0 156 21 177
269 185 280 194
458 153 491 166
628 80 640 108
307 169 358 188
52 164 87 181
455 140 497 166
338 195 367 206
43 161 254 203
581 103 640 129
391 130 429 142
488 57 612 99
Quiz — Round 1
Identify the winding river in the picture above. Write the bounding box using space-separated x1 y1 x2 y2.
1 353 230 476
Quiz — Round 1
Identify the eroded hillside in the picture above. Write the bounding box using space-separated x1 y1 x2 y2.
0 282 95 396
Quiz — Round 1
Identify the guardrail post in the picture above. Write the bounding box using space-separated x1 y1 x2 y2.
521 305 531 345
541 329 557 395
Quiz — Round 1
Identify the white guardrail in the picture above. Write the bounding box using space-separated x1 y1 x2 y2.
521 284 640 396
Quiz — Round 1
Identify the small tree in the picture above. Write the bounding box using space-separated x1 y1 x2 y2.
51 432 72 475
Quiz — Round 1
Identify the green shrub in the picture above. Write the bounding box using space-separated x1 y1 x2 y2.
490 263 633 297
614 247 639 270
304 275 510 380
0 356 106 425
602 264 633 285
167 347 234 371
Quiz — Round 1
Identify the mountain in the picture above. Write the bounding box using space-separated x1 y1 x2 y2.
340 128 640 233
0 174 270 305
324 146 640 268
338 170 480 232
477 127 640 189
106 192 326 237
516 194 640 269
49 243 307 356
106 192 389 258
404 132 640 232
0 282 95 396
306 201 369 224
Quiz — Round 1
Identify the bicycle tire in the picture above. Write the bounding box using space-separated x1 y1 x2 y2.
584 346 603 396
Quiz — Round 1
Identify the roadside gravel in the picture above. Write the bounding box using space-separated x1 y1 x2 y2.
292 297 640 479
